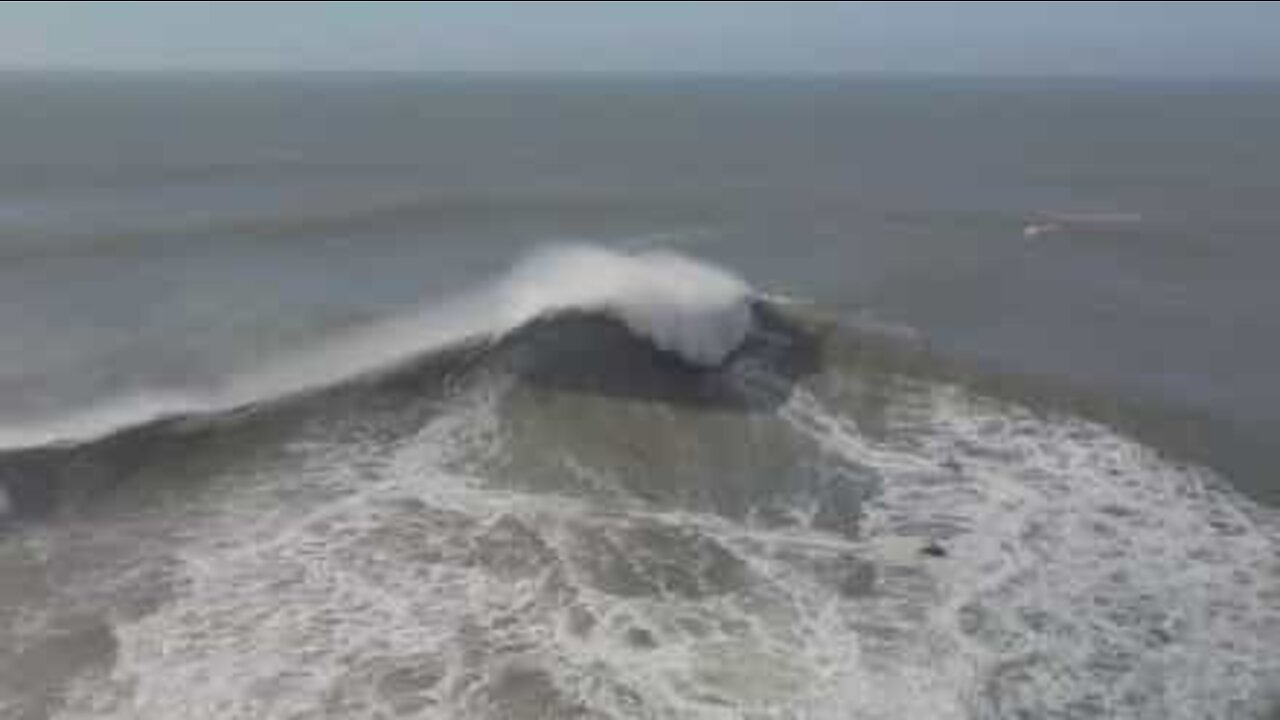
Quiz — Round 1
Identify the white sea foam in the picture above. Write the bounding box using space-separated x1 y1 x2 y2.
48 362 1280 719
0 245 752 450
772 381 1280 718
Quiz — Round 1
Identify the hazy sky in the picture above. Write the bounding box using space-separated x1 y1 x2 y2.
2 1 1279 76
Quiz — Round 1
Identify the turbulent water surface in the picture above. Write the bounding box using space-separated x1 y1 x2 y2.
1 74 1279 719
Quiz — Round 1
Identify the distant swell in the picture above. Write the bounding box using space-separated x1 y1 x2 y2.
0 245 753 451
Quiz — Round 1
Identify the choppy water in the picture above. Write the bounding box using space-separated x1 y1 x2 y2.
1 74 1278 719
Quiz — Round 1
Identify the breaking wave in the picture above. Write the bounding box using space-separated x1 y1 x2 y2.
1 247 1277 720
0 245 752 451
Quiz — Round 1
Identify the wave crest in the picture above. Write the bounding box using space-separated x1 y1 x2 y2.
0 245 753 450
498 245 751 367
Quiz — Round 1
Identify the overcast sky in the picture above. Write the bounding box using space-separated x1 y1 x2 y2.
1 1 1278 76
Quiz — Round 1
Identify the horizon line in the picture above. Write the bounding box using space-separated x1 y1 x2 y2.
3 66 1280 83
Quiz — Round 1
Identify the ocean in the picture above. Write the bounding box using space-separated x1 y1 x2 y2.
1 73 1278 718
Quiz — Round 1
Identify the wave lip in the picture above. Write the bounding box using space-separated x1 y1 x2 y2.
0 245 754 451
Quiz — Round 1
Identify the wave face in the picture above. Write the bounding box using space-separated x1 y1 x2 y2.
1 254 1278 720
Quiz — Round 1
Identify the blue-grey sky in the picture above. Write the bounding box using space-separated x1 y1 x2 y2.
2 1 1278 76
